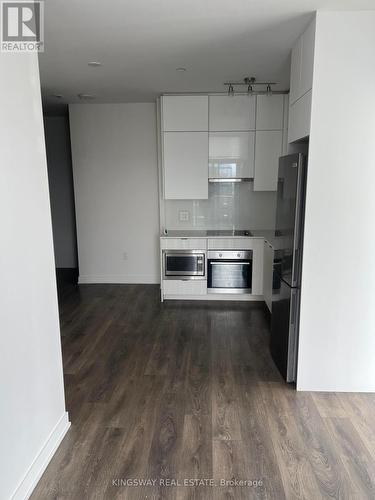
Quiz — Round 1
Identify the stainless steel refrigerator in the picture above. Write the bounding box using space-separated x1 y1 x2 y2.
271 153 307 383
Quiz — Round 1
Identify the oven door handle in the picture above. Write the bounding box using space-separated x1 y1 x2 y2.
210 262 251 265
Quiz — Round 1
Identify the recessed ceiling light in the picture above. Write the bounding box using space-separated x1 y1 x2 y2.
78 93 96 100
51 94 63 98
176 67 187 72
88 61 102 67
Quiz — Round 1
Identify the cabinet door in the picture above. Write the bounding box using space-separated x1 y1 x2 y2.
263 240 274 312
208 131 255 178
163 132 208 199
256 95 284 130
289 36 302 105
251 239 264 295
282 94 289 154
254 131 283 191
300 20 315 98
162 96 208 131
288 90 312 143
163 279 207 296
161 238 207 250
209 95 256 131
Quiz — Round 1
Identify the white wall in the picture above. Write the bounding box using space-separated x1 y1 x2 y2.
44 116 77 268
69 103 159 284
0 54 69 499
297 11 375 391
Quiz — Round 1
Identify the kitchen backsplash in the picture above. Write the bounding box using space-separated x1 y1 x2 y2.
162 182 277 231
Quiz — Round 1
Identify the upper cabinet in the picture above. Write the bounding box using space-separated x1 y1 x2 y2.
288 18 316 142
300 21 315 99
163 132 208 200
209 131 255 179
288 91 312 144
254 130 283 191
256 95 284 130
289 19 315 105
159 93 287 198
209 95 256 131
253 95 284 190
161 96 209 199
162 95 208 131
289 37 302 106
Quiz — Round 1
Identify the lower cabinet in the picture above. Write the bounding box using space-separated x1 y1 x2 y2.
163 280 207 296
160 237 267 299
251 239 264 295
161 238 207 250
263 240 274 312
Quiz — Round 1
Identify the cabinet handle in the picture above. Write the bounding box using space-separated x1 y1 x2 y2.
210 262 250 266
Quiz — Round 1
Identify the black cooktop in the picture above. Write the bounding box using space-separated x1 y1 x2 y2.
206 230 253 237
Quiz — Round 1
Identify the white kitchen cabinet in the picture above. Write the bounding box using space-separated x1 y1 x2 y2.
256 95 284 130
282 94 289 154
162 95 208 131
163 279 207 296
207 238 256 250
289 36 302 105
263 240 274 312
209 95 256 131
300 21 315 98
254 130 283 191
289 19 316 106
251 238 264 295
163 132 208 199
288 90 312 143
160 238 207 250
208 131 255 179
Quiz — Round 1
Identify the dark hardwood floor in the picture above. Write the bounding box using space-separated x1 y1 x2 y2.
31 284 375 499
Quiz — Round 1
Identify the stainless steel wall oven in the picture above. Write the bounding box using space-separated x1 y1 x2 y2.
207 250 252 293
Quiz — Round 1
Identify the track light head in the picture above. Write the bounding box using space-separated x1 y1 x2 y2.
228 84 234 96
266 84 272 95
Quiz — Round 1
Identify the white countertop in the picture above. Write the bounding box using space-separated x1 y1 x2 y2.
160 229 290 250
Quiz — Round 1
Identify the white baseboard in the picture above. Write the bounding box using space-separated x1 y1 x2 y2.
78 274 160 284
11 412 71 500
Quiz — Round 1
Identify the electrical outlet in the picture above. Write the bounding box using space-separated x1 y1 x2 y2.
179 210 190 222
122 252 128 261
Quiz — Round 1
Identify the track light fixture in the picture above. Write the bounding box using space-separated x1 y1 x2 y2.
224 77 277 96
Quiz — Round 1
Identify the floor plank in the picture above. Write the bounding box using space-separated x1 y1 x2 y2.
30 284 375 500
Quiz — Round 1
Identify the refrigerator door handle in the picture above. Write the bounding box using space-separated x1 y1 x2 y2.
287 289 299 382
292 154 306 287
292 247 300 287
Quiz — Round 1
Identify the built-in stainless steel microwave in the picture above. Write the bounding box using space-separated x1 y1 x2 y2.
163 250 205 280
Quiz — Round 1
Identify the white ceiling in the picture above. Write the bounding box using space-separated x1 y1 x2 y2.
39 0 375 112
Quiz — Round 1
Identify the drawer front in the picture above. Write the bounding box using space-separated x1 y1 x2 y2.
161 238 207 250
163 279 207 296
207 238 257 250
